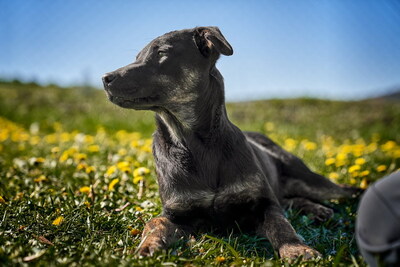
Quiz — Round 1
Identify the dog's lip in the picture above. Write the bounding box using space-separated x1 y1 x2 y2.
105 90 158 107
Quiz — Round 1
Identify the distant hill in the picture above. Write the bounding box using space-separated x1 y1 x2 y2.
368 89 400 101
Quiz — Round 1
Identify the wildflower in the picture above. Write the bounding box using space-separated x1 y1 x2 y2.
108 178 119 191
302 140 317 151
79 186 91 194
376 165 387 172
84 201 91 208
74 153 87 162
44 134 57 144
360 170 370 177
381 141 396 152
284 138 297 151
0 196 6 204
130 229 141 236
360 178 368 189
52 216 64 226
215 256 226 263
60 132 71 143
85 166 96 174
76 163 87 170
59 151 70 163
325 158 335 166
348 165 361 174
329 172 339 180
133 167 150 177
118 148 128 156
105 166 117 176
133 175 144 184
30 157 45 165
135 206 143 212
51 147 60 153
355 158 366 165
34 175 47 183
84 135 95 144
87 145 100 152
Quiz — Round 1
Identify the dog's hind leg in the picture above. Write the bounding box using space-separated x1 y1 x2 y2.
136 216 191 256
245 132 361 201
282 197 334 221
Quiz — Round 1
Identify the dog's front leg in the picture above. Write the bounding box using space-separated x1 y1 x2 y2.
137 216 190 256
257 206 321 260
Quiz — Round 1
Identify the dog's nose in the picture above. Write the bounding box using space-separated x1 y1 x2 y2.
102 73 116 85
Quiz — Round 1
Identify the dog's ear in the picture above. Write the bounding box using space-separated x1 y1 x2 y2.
194 26 233 57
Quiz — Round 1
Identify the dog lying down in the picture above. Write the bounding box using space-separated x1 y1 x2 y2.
102 26 360 260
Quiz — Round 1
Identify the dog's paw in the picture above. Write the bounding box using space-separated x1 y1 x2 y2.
136 238 165 257
309 204 334 222
279 243 321 261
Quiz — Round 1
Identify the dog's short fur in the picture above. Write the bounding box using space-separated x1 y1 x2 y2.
102 26 359 259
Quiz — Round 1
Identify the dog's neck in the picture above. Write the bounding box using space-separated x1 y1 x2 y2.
155 67 232 147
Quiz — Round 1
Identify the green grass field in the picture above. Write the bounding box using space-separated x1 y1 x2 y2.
0 81 399 266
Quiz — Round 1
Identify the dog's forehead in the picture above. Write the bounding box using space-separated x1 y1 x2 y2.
153 29 193 47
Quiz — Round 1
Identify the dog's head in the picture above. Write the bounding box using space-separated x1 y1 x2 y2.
102 26 233 111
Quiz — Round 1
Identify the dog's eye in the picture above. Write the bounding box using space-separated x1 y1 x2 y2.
157 51 168 57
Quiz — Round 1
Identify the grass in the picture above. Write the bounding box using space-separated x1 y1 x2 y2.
0 81 399 266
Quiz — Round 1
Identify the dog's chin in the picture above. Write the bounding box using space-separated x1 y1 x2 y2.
105 91 157 110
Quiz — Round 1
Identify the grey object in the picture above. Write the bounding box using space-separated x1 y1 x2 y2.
356 172 400 266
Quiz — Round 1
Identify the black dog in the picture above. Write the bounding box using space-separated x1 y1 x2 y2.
102 26 358 259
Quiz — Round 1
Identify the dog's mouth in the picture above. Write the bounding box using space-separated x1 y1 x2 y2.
105 90 158 110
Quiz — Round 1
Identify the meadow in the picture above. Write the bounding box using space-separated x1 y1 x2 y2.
0 81 399 266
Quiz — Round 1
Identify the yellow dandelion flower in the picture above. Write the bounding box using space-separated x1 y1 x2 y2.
117 161 130 169
381 141 396 152
29 136 41 145
302 141 317 151
366 142 377 153
133 167 150 177
359 170 370 177
118 148 128 156
105 166 117 176
133 175 144 184
74 153 87 162
325 158 336 166
51 147 60 153
34 175 47 183
52 216 64 226
215 256 226 263
284 138 297 151
130 229 141 236
350 178 357 185
33 157 45 165
59 151 70 163
108 178 119 191
79 186 91 194
84 135 95 144
44 134 57 144
0 196 6 204
360 178 368 189
355 158 366 165
328 172 339 180
376 165 387 172
130 140 139 148
87 145 100 152
60 132 71 143
85 166 96 174
135 206 143 212
348 165 361 173
76 163 87 170
84 201 91 208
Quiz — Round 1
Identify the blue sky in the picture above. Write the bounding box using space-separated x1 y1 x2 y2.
1 0 400 101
